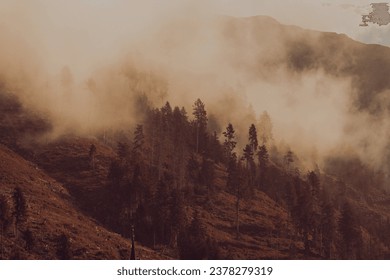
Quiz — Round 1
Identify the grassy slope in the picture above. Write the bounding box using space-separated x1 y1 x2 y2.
0 144 167 259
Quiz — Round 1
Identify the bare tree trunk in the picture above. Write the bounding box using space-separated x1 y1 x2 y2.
130 225 136 260
236 188 240 239
1 227 3 259
196 123 199 154
153 230 156 250
14 221 17 238
91 155 95 171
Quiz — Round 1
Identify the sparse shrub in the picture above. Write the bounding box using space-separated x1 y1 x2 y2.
56 233 72 260
22 229 34 251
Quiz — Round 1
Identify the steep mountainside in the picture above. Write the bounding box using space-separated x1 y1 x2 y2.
1 15 390 260
0 143 167 259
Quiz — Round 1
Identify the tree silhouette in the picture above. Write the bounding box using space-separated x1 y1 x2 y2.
56 233 72 260
307 171 320 198
284 150 295 172
169 189 186 247
88 144 97 170
117 141 130 162
108 160 125 188
177 211 218 259
22 229 34 251
132 124 145 164
258 111 273 145
339 202 362 259
294 184 315 255
153 179 170 244
243 144 256 187
0 195 12 259
248 124 258 154
243 144 254 169
227 154 243 238
200 157 215 192
223 123 237 161
172 106 190 188
187 154 200 187
13 187 27 237
320 196 336 259
192 99 208 154
247 124 258 186
257 145 269 188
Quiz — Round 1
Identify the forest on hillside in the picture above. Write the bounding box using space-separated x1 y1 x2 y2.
1 10 390 260
74 94 390 260
1 81 390 260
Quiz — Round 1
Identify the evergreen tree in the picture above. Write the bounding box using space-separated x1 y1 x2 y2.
285 181 297 220
13 187 27 237
226 154 242 238
88 144 97 170
160 102 174 178
223 123 237 161
247 124 258 186
200 157 215 189
161 102 173 124
56 233 71 260
320 196 336 259
169 189 186 247
243 144 255 187
294 184 315 255
208 131 224 163
153 179 170 244
257 145 269 165
130 124 146 208
132 124 145 163
129 164 144 213
0 195 12 259
134 184 154 246
117 141 130 162
248 124 258 154
257 145 269 188
187 154 200 187
284 150 295 172
172 106 189 189
242 144 254 169
177 211 218 259
307 171 320 198
22 229 34 251
108 160 125 188
258 111 273 145
339 202 362 259
192 99 208 154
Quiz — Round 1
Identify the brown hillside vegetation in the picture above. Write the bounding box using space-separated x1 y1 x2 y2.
25 136 302 259
0 132 305 259
0 144 167 259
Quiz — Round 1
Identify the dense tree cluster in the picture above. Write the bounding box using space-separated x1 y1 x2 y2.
96 96 388 259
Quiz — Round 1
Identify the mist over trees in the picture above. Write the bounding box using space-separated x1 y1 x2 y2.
88 94 390 260
0 83 389 259
1 7 390 261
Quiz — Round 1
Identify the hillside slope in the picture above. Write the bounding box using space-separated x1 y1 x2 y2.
0 144 167 259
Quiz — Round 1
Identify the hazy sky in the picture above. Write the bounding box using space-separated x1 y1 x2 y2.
30 0 388 47
0 0 389 169
0 0 387 89
213 0 390 47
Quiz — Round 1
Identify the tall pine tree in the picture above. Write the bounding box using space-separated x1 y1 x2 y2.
192 99 208 154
